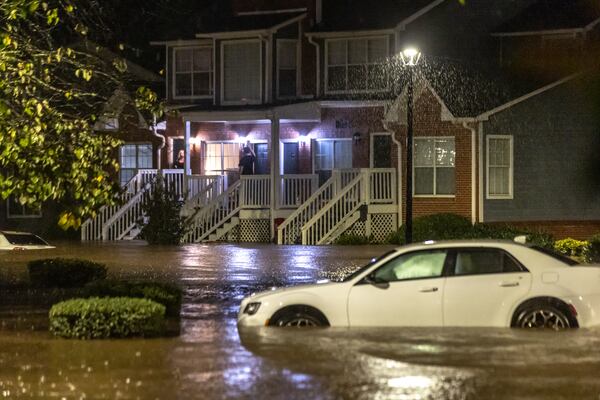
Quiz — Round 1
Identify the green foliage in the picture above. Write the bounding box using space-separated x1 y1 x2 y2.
386 213 554 248
586 233 600 263
334 233 373 245
0 0 162 229
28 258 107 287
139 176 187 245
49 297 165 339
387 213 474 245
81 280 182 316
553 238 590 262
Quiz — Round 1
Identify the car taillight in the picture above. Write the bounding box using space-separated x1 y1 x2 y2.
568 304 578 317
12 247 26 251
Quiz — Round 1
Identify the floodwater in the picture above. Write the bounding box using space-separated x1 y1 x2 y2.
1 242 600 399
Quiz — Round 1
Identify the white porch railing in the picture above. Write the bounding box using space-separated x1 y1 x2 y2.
369 168 397 204
181 175 226 217
278 174 319 208
301 172 366 245
183 180 242 243
240 175 271 208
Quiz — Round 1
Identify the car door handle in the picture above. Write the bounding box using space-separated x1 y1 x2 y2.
499 282 520 287
419 287 438 293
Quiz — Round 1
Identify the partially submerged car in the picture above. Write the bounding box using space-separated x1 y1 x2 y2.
238 239 600 330
0 231 55 250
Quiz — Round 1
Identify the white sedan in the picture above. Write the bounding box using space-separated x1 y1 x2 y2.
238 240 600 330
0 231 55 250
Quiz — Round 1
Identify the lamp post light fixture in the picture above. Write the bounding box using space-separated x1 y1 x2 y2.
400 47 421 244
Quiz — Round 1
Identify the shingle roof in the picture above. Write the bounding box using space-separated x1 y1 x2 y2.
196 12 305 34
314 0 436 32
494 0 600 33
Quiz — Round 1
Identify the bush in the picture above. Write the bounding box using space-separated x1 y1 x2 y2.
554 238 590 261
81 280 182 316
473 224 555 249
140 176 187 245
28 258 107 288
49 297 165 339
334 233 373 245
387 213 474 245
589 234 600 263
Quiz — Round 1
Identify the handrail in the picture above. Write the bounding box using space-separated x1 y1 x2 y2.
181 175 224 217
183 180 242 243
301 173 365 245
278 174 319 208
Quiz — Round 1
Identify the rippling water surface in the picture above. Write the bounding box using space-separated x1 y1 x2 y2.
1 242 599 399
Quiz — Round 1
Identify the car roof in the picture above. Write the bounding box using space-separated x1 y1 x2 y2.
0 230 36 235
392 239 527 252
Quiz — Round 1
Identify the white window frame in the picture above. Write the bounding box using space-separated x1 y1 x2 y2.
204 140 243 174
370 132 392 168
413 136 456 198
324 36 389 95
6 197 42 219
312 138 353 172
172 46 214 100
119 142 154 187
486 135 513 200
220 39 263 105
276 39 299 99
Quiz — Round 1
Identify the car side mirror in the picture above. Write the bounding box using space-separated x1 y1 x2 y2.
363 274 390 290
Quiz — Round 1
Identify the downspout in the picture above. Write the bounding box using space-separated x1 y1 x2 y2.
383 120 403 231
462 121 477 224
478 121 485 223
152 116 166 170
307 35 320 98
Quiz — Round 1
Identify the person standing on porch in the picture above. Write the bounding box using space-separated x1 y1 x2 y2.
239 146 256 175
173 149 185 169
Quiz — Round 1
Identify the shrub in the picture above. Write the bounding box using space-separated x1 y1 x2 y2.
588 234 600 263
387 213 473 245
334 233 373 245
28 258 107 288
140 176 187 245
554 238 590 261
49 297 165 339
81 280 182 316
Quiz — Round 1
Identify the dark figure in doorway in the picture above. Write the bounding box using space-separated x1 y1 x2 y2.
239 146 256 175
173 150 184 169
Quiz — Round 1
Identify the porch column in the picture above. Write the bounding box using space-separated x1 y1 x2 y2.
184 120 191 195
270 116 280 239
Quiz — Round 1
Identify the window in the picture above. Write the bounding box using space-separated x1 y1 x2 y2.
7 196 41 219
453 249 523 276
326 37 387 93
222 40 261 104
173 47 213 98
414 138 455 196
277 40 297 98
487 135 513 199
372 250 447 282
314 140 352 171
119 144 153 186
204 142 240 174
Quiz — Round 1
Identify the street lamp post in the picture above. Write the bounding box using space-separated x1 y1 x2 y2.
400 48 421 244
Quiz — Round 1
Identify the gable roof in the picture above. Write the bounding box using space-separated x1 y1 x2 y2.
493 0 600 35
195 12 306 36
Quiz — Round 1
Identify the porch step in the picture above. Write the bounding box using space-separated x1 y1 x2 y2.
322 211 361 245
123 227 142 240
207 217 240 242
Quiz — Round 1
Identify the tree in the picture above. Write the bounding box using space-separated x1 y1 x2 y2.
139 176 187 245
0 0 160 229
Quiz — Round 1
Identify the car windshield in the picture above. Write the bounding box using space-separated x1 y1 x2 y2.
531 245 579 266
341 250 397 282
3 233 49 246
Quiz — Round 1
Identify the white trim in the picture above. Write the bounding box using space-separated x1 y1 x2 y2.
306 29 396 38
413 137 456 197
396 0 446 29
312 138 353 173
369 132 392 168
220 39 263 105
477 74 578 120
324 36 390 95
172 46 214 101
150 39 212 46
196 13 306 39
237 8 307 16
276 39 299 99
6 198 42 219
491 26 596 37
478 122 484 222
486 135 514 200
319 100 387 108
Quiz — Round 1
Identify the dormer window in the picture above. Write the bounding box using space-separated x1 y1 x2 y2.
173 47 213 99
325 37 388 94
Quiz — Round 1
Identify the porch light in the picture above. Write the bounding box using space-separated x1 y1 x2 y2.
400 47 421 67
353 132 362 145
236 135 247 144
189 136 200 149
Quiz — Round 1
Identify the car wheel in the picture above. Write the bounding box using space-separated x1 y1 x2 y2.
270 306 328 327
514 301 574 330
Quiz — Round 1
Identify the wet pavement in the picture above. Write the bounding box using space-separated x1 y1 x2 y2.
1 242 600 399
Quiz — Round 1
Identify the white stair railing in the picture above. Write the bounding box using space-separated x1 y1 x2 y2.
240 175 271 208
278 174 319 208
301 172 367 245
81 169 158 241
181 175 225 217
102 183 154 241
369 168 397 204
183 180 242 243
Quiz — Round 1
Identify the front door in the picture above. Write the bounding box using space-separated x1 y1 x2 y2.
371 134 392 168
254 143 269 175
347 249 448 327
443 248 532 327
283 142 299 174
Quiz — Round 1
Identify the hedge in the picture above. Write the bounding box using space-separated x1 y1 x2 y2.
28 258 107 288
49 297 165 339
81 280 182 317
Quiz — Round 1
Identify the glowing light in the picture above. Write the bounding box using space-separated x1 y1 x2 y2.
400 47 421 66
424 240 435 245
